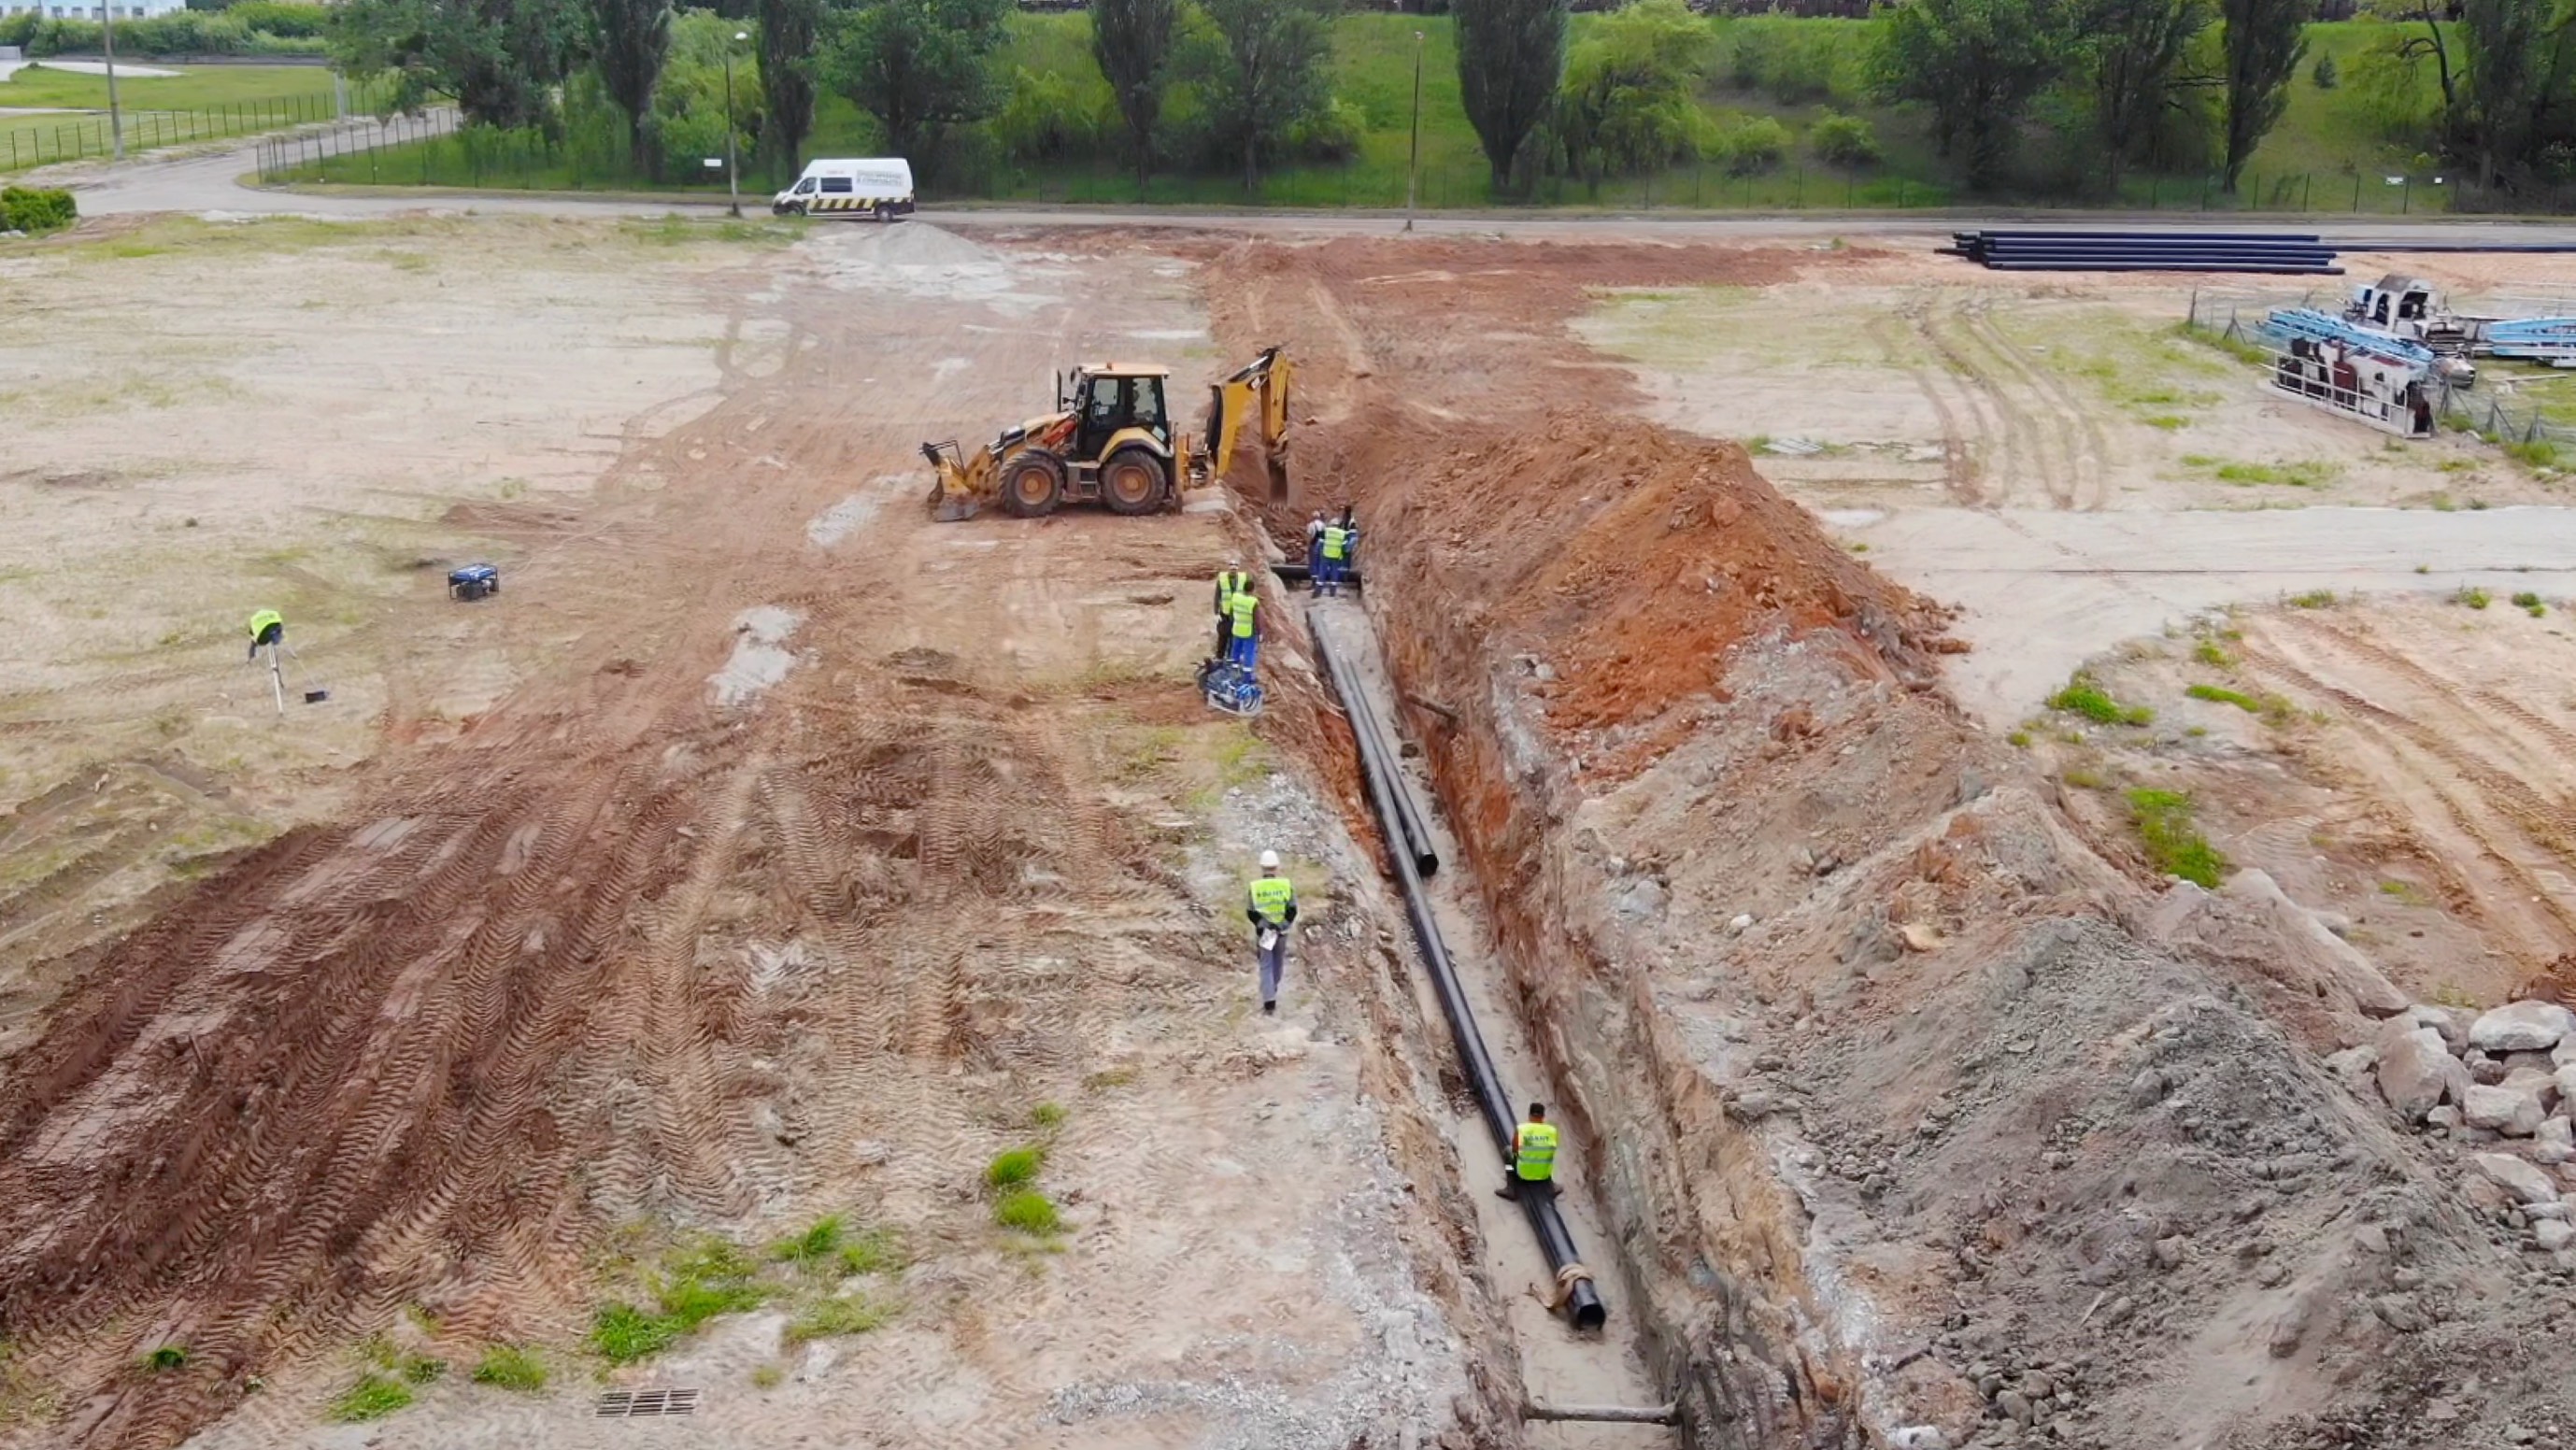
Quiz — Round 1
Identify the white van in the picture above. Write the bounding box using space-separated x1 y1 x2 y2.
774 158 915 220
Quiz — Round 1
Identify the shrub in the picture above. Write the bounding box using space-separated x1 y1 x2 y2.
2457 585 2492 610
993 1189 1060 1233
1808 109 1881 167
1288 94 1365 163
1 187 78 237
2312 53 2338 90
1712 115 1790 176
469 1345 548 1393
225 0 326 36
2046 674 2152 727
590 1302 682 1364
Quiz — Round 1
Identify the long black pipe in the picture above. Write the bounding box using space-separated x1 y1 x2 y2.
1310 614 1608 1332
1272 562 1364 590
1332 654 1437 876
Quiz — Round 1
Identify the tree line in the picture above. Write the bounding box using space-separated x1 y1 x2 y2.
320 0 2576 199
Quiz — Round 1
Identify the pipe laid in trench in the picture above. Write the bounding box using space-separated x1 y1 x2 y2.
1272 562 1364 590
1310 613 1608 1332
1335 653 1437 877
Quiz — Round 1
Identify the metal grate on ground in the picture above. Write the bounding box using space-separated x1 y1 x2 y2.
595 1388 700 1418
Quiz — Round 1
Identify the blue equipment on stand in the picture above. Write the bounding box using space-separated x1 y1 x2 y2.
448 564 500 602
1196 657 1264 718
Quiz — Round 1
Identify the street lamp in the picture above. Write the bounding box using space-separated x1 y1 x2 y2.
1403 29 1423 232
91 2 123 160
722 29 747 218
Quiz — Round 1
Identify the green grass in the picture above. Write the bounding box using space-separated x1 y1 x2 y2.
767 1215 847 1267
782 1294 897 1345
0 71 363 174
140 1345 189 1373
751 1363 784 1389
329 1373 414 1423
2127 788 2227 888
2048 674 2153 727
2197 458 2342 488
0 63 340 109
1030 1101 1068 1131
836 1228 906 1278
2457 585 2492 609
993 1189 1060 1234
2186 683 2263 711
2288 590 2339 609
2192 639 2234 668
469 1345 548 1393
589 1236 771 1364
985 1146 1045 1191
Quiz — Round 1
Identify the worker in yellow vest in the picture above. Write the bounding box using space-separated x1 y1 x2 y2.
1499 1102 1558 1201
1246 849 1297 1015
1317 520 1352 597
1212 562 1252 662
1225 584 1260 672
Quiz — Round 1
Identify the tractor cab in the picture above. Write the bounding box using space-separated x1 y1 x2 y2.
1063 364 1174 462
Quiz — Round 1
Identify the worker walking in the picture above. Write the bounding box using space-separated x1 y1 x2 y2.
1213 562 1252 663
1226 582 1260 671
1318 519 1352 597
245 607 285 662
1246 849 1297 1014
1498 1102 1558 1201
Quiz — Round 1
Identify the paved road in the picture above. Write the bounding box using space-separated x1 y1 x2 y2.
55 134 2576 245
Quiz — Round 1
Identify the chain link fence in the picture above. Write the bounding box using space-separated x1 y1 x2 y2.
2185 289 2576 451
2 85 380 174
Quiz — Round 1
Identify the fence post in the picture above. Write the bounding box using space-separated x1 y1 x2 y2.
2354 173 2362 212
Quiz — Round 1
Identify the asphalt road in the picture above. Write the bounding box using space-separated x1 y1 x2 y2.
51 132 2576 247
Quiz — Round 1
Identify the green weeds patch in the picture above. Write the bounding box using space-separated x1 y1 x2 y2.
2047 674 2153 727
994 1189 1060 1234
2127 788 2226 888
469 1345 547 1393
330 1373 414 1423
782 1294 896 1345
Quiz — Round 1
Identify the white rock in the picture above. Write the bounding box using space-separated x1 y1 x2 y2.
2324 1045 2381 1096
2507 1066 2559 1103
2378 1026 2471 1123
2542 1116 2574 1150
2469 1152 2561 1205
2465 1084 2547 1137
1728 913 1755 934
2470 1001 2576 1054
2403 1003 2471 1055
1890 1430 1949 1450
2556 1063 2576 1113
2555 1036 2576 1069
2539 1142 2575 1167
2539 1220 2576 1253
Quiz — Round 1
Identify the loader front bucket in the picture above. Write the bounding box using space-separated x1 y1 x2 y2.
923 441 982 522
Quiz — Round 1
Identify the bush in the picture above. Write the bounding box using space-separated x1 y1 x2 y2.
225 0 327 36
3 187 79 236
993 64 1108 163
2312 52 2338 90
1726 18 1849 106
985 1146 1045 1191
1808 109 1880 167
1287 94 1364 163
469 1345 548 1393
1711 115 1790 176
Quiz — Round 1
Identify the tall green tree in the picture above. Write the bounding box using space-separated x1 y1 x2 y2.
2085 0 2212 193
1091 0 1178 192
822 0 1011 180
2450 0 2576 188
756 0 823 180
332 0 581 128
1549 0 1711 190
1872 0 2077 188
1456 0 1567 192
589 0 671 176
2218 0 2309 190
1188 0 1338 192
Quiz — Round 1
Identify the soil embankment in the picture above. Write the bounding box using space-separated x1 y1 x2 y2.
1203 234 2576 1449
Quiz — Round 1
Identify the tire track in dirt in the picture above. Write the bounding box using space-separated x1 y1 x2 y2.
1957 294 2112 510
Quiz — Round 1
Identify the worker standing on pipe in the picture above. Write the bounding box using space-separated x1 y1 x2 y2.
1213 562 1252 664
1226 583 1260 671
1499 1102 1558 1201
1246 849 1297 1015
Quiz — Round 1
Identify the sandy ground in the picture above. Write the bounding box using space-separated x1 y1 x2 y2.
0 221 1512 1450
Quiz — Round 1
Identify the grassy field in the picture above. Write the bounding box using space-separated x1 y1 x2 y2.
1 64 353 174
270 14 2470 213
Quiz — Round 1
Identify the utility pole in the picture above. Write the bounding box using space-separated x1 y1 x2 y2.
723 30 747 218
96 2 123 161
1403 29 1423 232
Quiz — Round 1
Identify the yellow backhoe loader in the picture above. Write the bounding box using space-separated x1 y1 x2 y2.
924 347 1290 522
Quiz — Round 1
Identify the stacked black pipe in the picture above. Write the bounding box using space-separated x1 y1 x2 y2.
1947 229 2342 275
1310 616 1608 1331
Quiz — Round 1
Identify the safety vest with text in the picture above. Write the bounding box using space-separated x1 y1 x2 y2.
1321 526 1349 562
247 609 283 640
1249 874 1295 924
1216 570 1251 613
1514 1121 1558 1182
1229 590 1258 639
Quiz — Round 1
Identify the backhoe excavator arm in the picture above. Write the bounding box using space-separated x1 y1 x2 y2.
1203 346 1291 501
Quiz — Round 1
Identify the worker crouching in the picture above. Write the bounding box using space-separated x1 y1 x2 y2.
1499 1102 1558 1201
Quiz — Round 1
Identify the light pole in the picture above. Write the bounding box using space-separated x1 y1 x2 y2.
94 3 124 161
722 29 747 218
1403 29 1424 231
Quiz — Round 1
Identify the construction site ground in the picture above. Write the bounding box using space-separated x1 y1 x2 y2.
7 205 2576 1449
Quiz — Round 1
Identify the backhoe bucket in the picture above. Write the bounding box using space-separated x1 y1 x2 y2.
923 441 983 522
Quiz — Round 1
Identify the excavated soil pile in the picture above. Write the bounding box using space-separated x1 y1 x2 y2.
1201 233 2576 1450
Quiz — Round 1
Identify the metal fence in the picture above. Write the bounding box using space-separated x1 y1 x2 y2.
2185 290 2576 450
2 87 367 174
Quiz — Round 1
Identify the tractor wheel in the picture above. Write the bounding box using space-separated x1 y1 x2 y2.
1001 451 1064 519
1100 446 1168 516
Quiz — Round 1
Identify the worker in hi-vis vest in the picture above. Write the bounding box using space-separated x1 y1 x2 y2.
1246 849 1296 1015
1225 585 1260 672
1499 1102 1558 1201
1213 563 1252 662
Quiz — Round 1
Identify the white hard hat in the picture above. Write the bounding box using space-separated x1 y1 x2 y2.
1260 850 1281 870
